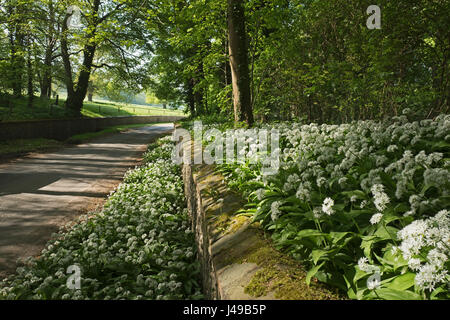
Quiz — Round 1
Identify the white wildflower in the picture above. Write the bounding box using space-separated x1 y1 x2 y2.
358 257 380 274
322 197 335 216
271 201 282 221
367 277 381 290
255 188 265 201
370 213 383 225
371 184 390 212
360 200 368 209
408 258 422 271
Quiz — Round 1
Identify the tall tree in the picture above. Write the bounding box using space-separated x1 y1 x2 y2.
61 0 142 115
61 0 102 114
227 0 253 126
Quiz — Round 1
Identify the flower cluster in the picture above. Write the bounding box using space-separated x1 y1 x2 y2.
396 210 449 292
216 114 449 299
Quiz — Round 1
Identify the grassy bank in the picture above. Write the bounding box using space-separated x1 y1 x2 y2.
0 95 184 122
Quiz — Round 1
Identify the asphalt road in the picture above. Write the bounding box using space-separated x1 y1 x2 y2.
0 123 174 279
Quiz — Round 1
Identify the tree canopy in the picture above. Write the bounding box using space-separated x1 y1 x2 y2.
0 0 448 122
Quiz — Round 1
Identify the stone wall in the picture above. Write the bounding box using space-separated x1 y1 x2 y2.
182 164 221 299
182 163 277 300
0 116 185 141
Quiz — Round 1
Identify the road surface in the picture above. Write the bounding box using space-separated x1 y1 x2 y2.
0 123 174 279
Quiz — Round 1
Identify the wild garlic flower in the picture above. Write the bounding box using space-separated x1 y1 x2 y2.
313 207 322 219
322 198 335 216
360 200 368 209
396 210 449 292
371 184 390 212
271 201 282 221
357 257 380 274
367 277 381 290
256 188 266 201
370 213 383 225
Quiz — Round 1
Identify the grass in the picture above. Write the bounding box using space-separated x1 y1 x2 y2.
81 100 185 118
0 95 185 122
0 123 160 158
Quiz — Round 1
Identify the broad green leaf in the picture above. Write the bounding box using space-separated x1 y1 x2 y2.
374 225 399 241
341 190 367 200
374 288 422 300
347 287 357 300
311 249 329 264
430 287 447 300
386 273 416 291
361 235 377 257
346 209 373 219
382 247 409 270
296 229 326 239
306 262 325 286
431 141 450 152
330 231 352 244
353 267 369 283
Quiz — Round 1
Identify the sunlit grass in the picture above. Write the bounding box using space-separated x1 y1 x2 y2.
0 95 185 122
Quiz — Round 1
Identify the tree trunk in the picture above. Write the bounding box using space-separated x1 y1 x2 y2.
227 0 253 126
187 79 196 117
40 46 53 99
87 80 94 102
40 0 55 99
7 3 25 98
193 78 203 115
61 0 100 115
61 13 75 105
27 41 33 108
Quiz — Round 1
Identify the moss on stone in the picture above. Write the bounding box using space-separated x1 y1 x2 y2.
226 215 250 235
240 233 345 300
212 212 232 234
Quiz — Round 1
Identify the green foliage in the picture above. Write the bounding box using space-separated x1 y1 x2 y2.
1 1 447 120
215 115 450 300
141 0 449 122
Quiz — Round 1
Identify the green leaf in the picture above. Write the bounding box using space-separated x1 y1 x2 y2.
330 231 352 244
431 141 450 152
382 247 409 270
386 273 416 291
361 235 377 257
306 262 325 286
374 225 399 241
347 287 357 300
346 209 373 219
311 249 329 264
353 267 369 283
341 190 367 200
296 229 326 239
374 288 422 300
430 287 447 300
